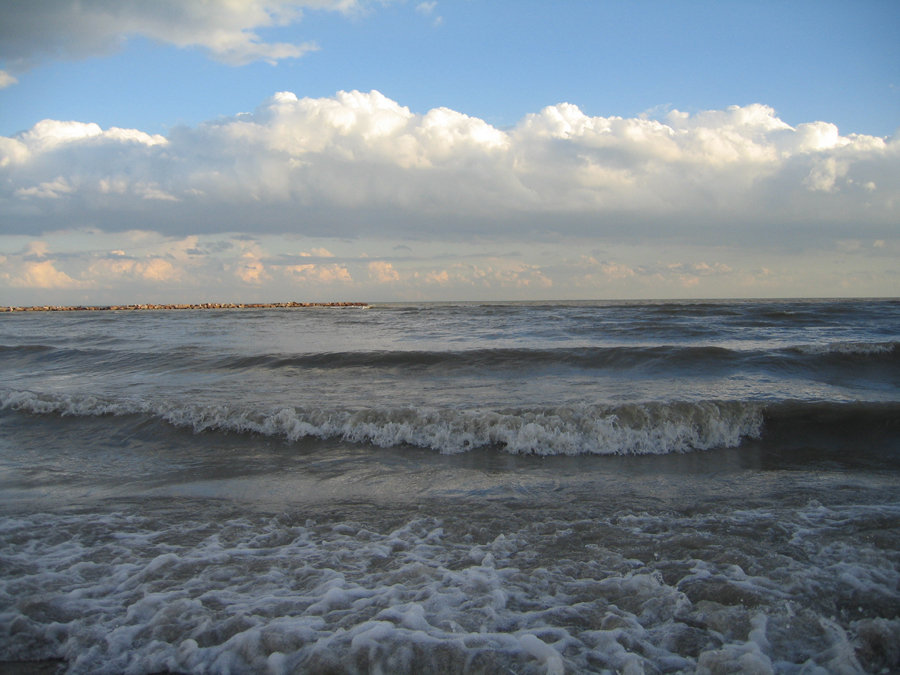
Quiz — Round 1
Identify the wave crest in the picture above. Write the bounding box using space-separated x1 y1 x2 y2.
792 341 897 356
1 389 763 456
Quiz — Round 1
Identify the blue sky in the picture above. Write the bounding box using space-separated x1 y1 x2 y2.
4 1 899 137
1 1 898 304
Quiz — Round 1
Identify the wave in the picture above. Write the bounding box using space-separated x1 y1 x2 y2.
6 388 896 458
0 388 764 455
211 342 899 373
5 341 895 377
0 343 205 372
4 389 898 457
210 347 640 371
0 343 56 358
790 341 897 356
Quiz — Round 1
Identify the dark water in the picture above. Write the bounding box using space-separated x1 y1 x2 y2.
1 300 898 673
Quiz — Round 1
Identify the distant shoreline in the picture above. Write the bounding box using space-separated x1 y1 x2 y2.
1 301 369 313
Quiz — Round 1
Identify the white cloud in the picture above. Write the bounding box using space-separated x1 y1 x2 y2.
418 261 552 290
284 248 352 283
0 92 896 262
0 0 362 74
569 257 638 288
9 259 87 289
137 185 180 202
600 262 635 280
0 137 29 167
1 229 896 304
368 260 400 283
286 263 352 283
87 256 180 283
15 176 76 199
301 247 335 257
415 2 443 26
0 69 17 88
19 119 166 153
236 253 271 285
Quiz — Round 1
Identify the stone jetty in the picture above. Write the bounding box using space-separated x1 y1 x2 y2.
1 301 369 312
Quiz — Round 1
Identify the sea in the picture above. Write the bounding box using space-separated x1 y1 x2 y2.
0 299 898 674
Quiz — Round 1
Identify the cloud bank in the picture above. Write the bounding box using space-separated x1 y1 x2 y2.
1 91 897 302
2 90 896 238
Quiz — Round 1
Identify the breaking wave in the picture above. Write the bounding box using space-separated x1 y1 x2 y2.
1 388 766 456
0 388 774 456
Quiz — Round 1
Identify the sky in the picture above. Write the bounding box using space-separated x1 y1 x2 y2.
1 0 898 305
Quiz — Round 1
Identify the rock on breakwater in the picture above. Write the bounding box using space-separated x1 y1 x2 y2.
1 301 369 312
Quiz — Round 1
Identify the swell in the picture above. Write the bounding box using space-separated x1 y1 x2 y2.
0 344 199 372
3 388 897 458
4 341 896 375
215 342 900 372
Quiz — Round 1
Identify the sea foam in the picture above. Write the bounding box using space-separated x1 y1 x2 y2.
2 501 897 673
1 389 763 455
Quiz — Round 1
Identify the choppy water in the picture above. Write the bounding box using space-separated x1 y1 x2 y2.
1 299 898 673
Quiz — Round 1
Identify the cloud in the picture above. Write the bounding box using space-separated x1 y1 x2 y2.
600 262 635 280
8 259 86 289
15 176 76 199
569 257 639 288
665 261 734 288
0 0 361 76
303 247 335 257
418 261 552 290
415 1 443 26
691 262 732 276
87 256 180 283
368 260 401 283
0 69 16 88
236 253 271 285
286 263 352 283
2 229 896 305
24 241 50 258
0 92 896 252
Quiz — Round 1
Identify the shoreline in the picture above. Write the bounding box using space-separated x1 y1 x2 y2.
1 301 368 313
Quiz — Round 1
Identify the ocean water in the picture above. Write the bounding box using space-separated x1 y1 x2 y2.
1 299 898 674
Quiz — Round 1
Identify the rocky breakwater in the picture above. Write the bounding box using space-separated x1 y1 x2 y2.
1 301 369 312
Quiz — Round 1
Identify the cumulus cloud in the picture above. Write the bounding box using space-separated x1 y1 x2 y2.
0 0 361 76
236 253 271 285
600 261 635 280
87 256 180 283
9 260 85 289
368 260 401 283
286 263 352 283
0 92 896 251
4 243 91 290
2 228 895 304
